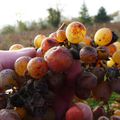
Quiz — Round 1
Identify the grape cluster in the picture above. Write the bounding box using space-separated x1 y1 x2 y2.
0 21 120 120
9 78 55 117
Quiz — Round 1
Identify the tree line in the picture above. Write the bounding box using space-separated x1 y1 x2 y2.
0 3 119 34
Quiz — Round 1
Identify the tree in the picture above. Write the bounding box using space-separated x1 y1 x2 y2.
94 7 112 23
47 8 61 27
79 3 92 25
0 25 15 34
17 21 28 32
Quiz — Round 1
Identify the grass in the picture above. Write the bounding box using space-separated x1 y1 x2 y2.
87 92 120 110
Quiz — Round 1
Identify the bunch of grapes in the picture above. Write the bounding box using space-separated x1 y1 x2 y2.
0 21 120 120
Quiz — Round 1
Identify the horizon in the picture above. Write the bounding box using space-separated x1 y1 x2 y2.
0 0 120 28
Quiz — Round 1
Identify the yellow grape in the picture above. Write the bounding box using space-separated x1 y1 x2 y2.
34 34 46 48
107 58 115 67
14 56 31 76
113 41 120 51
94 28 112 46
112 50 120 65
66 21 86 44
56 30 67 43
9 44 24 51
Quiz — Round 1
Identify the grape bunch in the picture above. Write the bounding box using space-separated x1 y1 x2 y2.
0 21 120 120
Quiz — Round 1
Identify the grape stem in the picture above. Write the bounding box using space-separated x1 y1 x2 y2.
106 102 112 118
57 23 66 31
100 60 107 70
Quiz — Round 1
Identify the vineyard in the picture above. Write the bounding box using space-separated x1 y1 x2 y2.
0 22 120 50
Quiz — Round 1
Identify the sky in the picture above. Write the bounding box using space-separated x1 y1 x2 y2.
0 0 120 28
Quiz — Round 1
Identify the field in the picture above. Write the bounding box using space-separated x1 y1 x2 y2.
0 22 120 50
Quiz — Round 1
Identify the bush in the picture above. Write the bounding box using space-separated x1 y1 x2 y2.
0 25 15 35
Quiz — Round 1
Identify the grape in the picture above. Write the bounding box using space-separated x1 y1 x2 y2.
92 81 112 103
91 67 105 84
80 46 98 64
66 21 86 44
109 78 120 94
27 57 48 79
44 46 73 73
75 87 91 100
113 41 120 51
112 50 120 64
97 46 109 60
98 116 109 120
14 107 26 119
65 105 84 120
14 56 31 77
41 37 59 53
33 34 46 48
76 71 97 90
0 109 21 120
0 69 18 91
47 72 65 92
94 28 112 46
107 44 116 56
114 109 120 117
0 93 7 109
9 44 24 51
65 60 83 88
107 58 115 68
69 47 80 59
56 30 67 43
93 106 106 120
